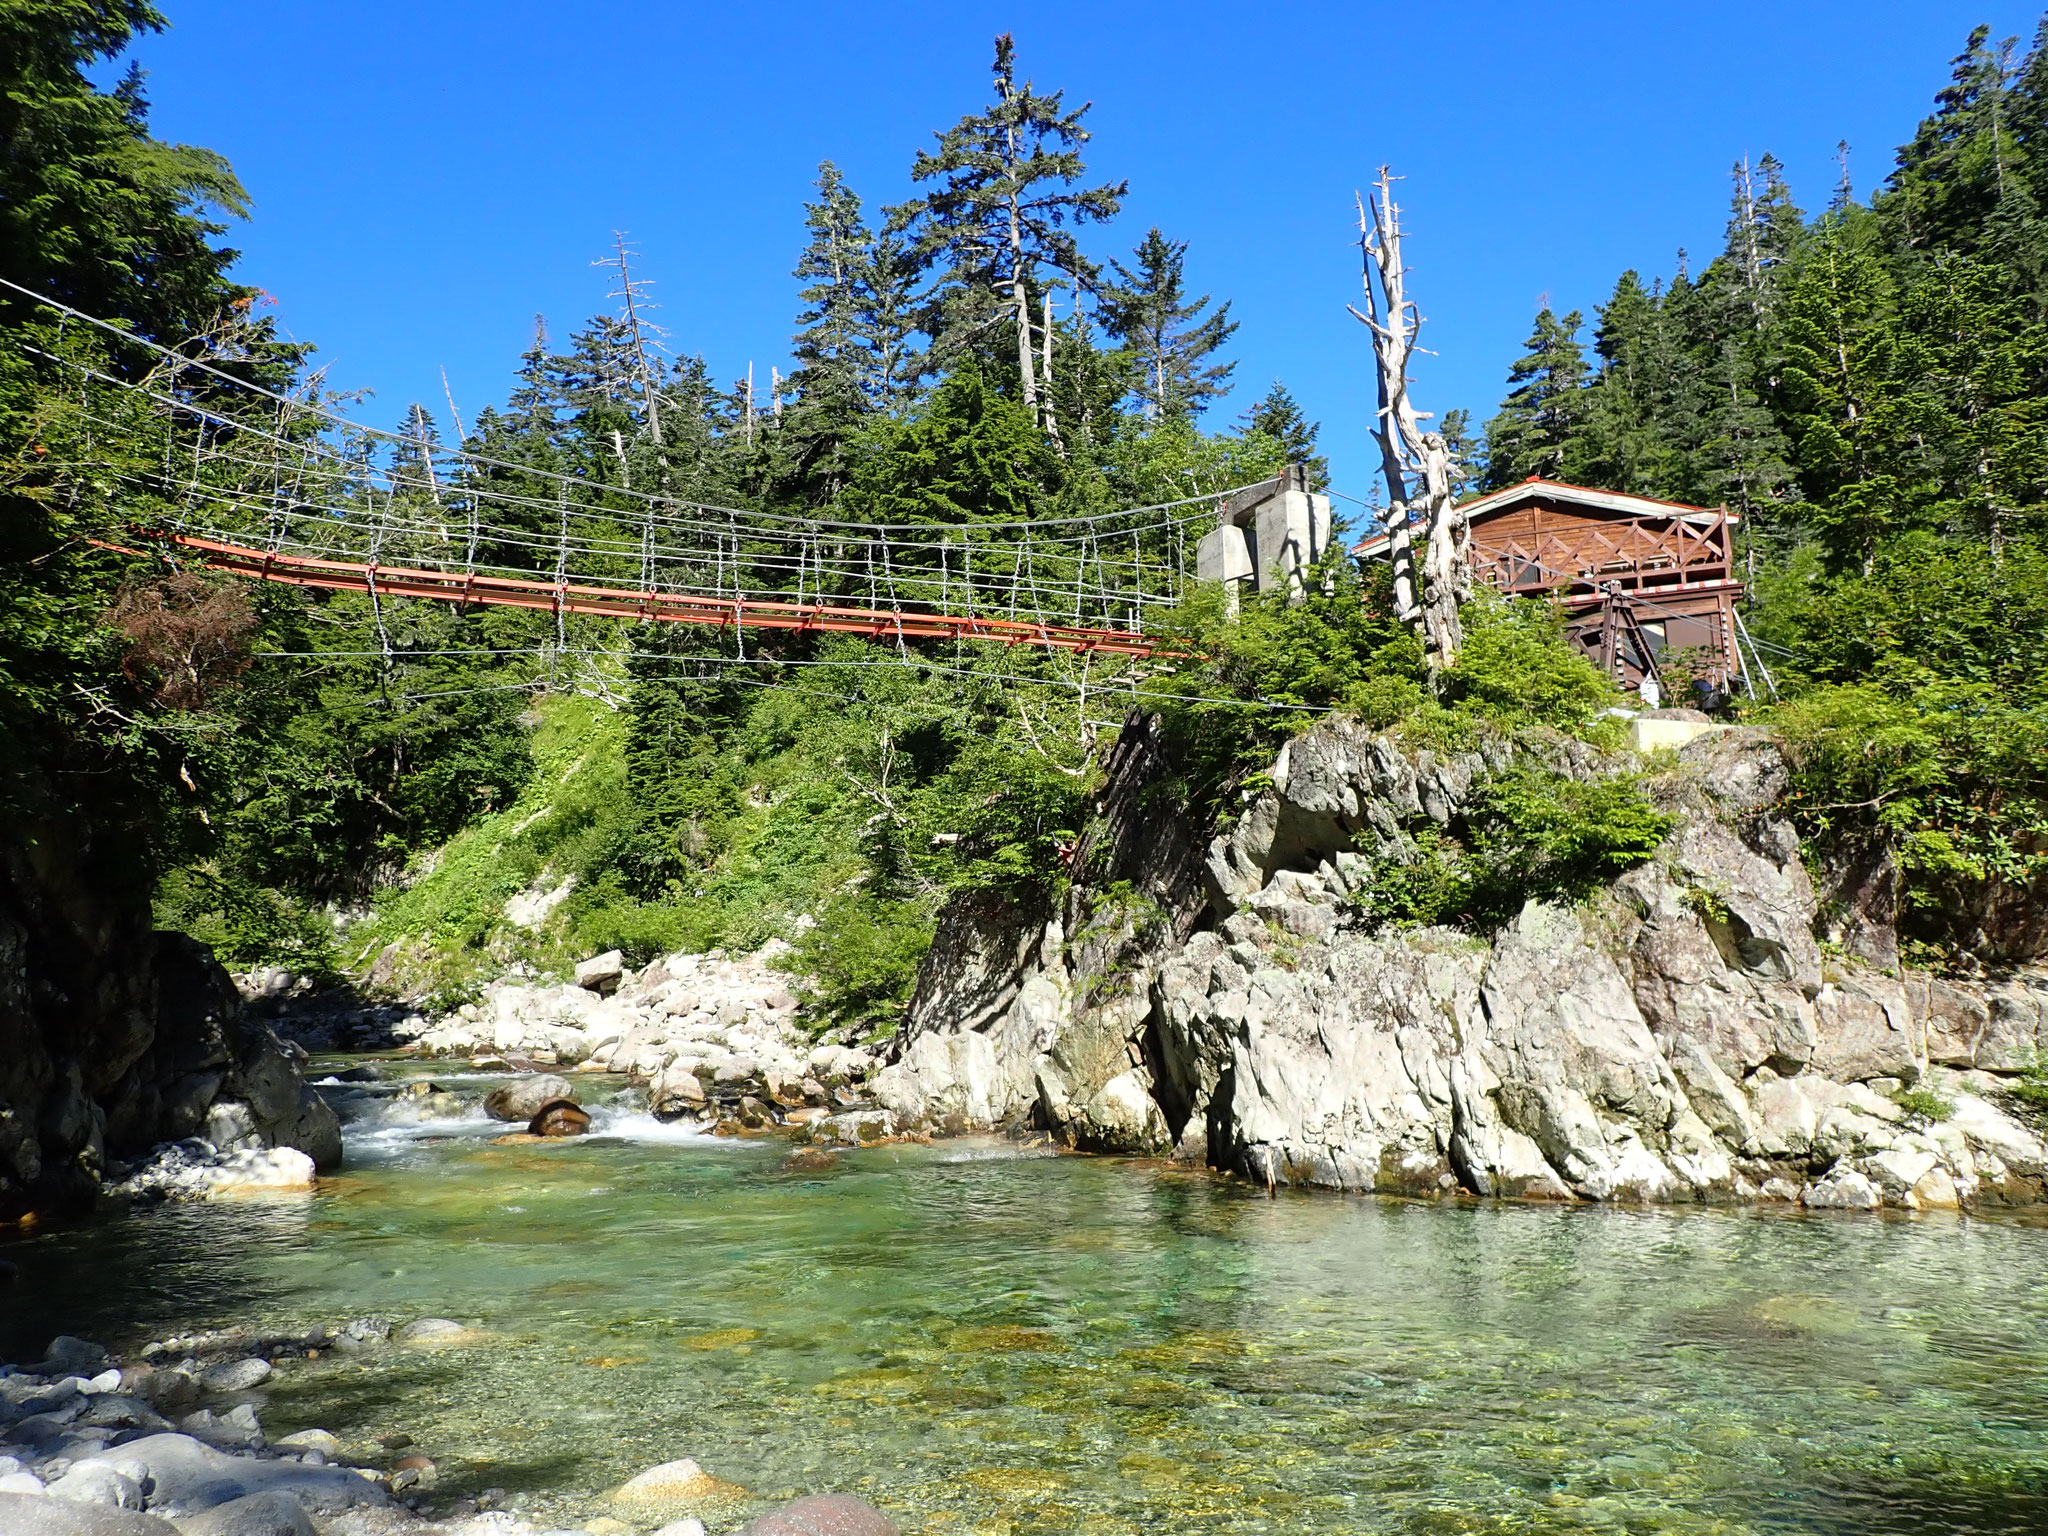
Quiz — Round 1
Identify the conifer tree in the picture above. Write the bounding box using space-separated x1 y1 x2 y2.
1482 307 1591 487
1236 381 1328 488
1578 271 1671 494
1776 210 1913 572
1885 25 2034 263
0 0 252 343
892 34 1125 444
1098 228 1238 422
785 162 888 501
1725 153 1806 327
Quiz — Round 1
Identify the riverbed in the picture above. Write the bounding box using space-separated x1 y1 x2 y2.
6 1062 2048 1535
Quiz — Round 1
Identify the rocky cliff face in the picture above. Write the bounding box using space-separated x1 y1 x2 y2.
875 717 2048 1211
0 803 339 1218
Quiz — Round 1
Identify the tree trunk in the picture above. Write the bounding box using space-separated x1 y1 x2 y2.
1351 171 1465 672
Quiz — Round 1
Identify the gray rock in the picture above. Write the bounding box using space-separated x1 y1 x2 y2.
45 1463 144 1509
197 1360 271 1395
33 1339 111 1377
480 1076 576 1122
574 951 626 995
740 1494 900 1536
395 1318 471 1344
73 1434 384 1516
168 1491 318 1536
0 1493 181 1536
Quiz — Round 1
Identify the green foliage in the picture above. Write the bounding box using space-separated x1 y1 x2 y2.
1893 1086 1956 1123
1436 593 1622 734
1347 770 1675 932
1098 228 1238 422
2009 1063 2048 1113
1482 307 1590 488
787 895 937 1041
1142 562 1623 826
843 364 1060 525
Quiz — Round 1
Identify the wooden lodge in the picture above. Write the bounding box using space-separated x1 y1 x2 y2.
1352 477 1747 696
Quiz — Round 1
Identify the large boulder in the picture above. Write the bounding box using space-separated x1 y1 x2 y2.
168 1491 318 1536
0 1494 181 1536
64 1434 385 1517
574 951 626 995
482 1075 576 1122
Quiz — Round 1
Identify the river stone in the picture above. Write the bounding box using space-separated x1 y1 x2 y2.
271 1431 341 1457
198 1359 272 1394
575 951 626 995
34 1338 111 1376
611 1459 741 1509
396 1319 482 1346
650 1068 707 1120
71 1434 385 1516
163 1490 317 1536
740 1494 900 1536
481 1075 576 1121
0 1494 182 1536
651 1522 709 1536
526 1100 591 1137
45 1462 145 1508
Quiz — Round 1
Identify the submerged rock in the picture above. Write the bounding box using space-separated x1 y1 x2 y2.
741 1493 901 1535
198 1359 272 1394
56 1433 384 1516
170 1490 318 1536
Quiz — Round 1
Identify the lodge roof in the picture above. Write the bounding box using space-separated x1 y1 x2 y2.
1350 476 1739 558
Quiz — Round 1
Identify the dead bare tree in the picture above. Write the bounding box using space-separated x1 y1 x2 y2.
1349 168 1469 674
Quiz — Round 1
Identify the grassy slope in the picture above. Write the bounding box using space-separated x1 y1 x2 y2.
355 691 877 1008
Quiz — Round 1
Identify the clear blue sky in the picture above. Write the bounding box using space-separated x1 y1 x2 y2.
124 1 2031 506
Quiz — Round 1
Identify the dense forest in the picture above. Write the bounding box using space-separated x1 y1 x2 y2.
3 5 2043 1040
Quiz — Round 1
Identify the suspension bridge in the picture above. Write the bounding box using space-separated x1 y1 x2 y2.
11 281 1322 667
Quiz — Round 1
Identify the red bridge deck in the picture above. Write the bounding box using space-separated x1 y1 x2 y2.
133 533 1174 658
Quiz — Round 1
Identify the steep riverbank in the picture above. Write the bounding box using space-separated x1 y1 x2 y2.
2 795 340 1221
879 719 2048 1208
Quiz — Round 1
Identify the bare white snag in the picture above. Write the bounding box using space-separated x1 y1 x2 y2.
1348 168 1468 673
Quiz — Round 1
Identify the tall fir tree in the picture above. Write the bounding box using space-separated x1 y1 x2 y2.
785 162 889 502
1097 228 1237 422
1236 381 1328 489
891 33 1125 444
1775 208 1914 572
1578 270 1673 495
1884 24 2040 269
1482 307 1591 488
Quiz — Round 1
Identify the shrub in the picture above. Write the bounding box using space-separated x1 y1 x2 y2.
1348 769 1675 932
1892 1086 1955 1123
786 893 937 1040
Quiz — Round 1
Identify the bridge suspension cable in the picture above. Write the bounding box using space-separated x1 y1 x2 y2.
9 278 1273 658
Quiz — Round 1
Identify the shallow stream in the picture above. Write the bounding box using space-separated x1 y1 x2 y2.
6 1060 2048 1534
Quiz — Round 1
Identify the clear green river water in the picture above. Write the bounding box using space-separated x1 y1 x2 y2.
6 1063 2048 1535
